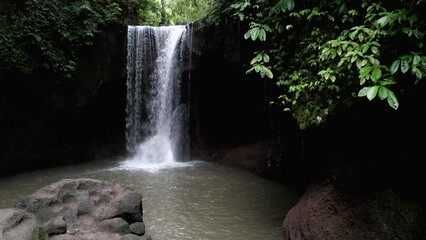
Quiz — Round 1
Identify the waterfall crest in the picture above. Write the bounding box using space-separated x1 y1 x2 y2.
121 25 190 172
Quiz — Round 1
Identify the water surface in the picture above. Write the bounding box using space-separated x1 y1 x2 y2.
0 160 298 240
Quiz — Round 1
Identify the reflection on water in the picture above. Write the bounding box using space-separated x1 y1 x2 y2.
0 159 298 240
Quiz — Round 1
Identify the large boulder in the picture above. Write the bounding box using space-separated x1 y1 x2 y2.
0 208 47 240
282 181 378 240
15 178 147 239
211 140 272 174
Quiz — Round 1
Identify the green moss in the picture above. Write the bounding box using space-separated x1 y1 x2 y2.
32 226 48 240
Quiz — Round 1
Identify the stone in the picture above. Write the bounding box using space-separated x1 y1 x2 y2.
140 234 153 240
129 222 145 236
49 231 121 240
120 234 142 240
97 218 131 235
0 208 47 240
15 178 144 238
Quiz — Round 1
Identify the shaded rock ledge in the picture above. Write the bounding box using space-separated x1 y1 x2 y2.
282 180 424 240
0 178 152 240
282 181 378 240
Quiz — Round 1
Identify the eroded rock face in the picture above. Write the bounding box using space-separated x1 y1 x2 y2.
282 182 377 240
14 178 146 239
0 208 47 240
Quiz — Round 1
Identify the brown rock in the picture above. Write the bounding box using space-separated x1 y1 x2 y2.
283 181 378 240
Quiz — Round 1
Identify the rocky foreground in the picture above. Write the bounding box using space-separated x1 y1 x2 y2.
0 178 152 240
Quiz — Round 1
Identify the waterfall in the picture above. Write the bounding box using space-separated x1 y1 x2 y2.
121 25 190 171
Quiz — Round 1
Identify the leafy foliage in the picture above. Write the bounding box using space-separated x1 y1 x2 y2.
138 0 213 26
0 0 128 79
211 0 426 129
167 0 214 25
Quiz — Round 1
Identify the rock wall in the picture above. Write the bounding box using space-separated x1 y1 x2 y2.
186 21 303 181
0 23 132 177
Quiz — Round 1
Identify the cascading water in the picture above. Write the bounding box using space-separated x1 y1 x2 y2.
121 25 191 172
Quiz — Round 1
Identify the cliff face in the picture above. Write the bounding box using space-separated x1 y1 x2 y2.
186 21 292 179
0 23 131 176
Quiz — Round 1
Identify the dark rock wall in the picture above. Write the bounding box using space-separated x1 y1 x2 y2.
0 24 130 176
186 21 304 183
188 21 268 149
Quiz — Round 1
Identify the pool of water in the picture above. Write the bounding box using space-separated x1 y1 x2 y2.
0 159 298 240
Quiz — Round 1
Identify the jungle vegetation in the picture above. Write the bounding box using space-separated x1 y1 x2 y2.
1 0 425 129
208 0 426 129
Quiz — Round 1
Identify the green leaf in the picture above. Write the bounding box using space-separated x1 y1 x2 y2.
286 0 295 11
413 55 421 65
252 28 260 41
412 66 423 79
361 44 369 53
371 67 382 82
378 86 389 100
254 64 261 72
378 16 389 27
381 78 396 85
387 90 399 110
237 13 244 21
401 59 409 73
358 33 364 42
262 53 270 62
366 85 379 100
324 73 330 80
408 15 417 25
390 59 400 74
349 30 358 40
360 66 373 75
258 28 266 41
264 67 273 79
356 59 362 69
358 87 370 97
244 28 260 41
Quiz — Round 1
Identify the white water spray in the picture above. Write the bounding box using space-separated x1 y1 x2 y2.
121 25 190 172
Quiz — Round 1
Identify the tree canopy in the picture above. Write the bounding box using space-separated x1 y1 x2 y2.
0 0 139 79
138 0 213 26
208 0 426 129
0 0 211 80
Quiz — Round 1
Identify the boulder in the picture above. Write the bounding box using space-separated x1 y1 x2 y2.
0 208 47 240
15 178 145 239
282 181 377 240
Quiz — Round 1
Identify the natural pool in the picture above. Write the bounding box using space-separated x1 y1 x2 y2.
0 159 298 240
